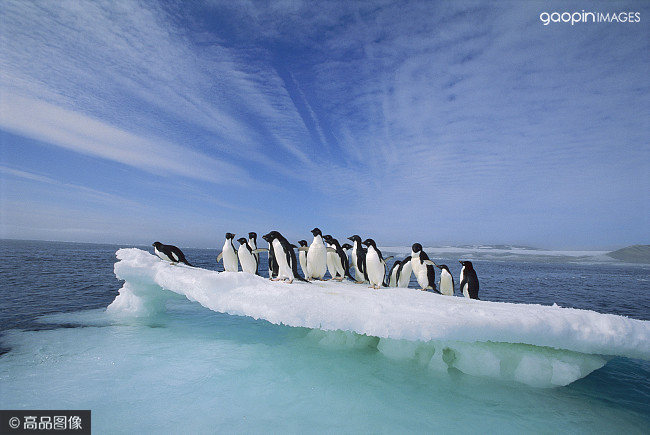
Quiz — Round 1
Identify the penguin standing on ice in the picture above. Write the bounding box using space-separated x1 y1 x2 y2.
248 232 259 265
152 242 193 266
266 235 279 279
347 235 368 283
410 243 437 292
262 231 307 283
435 264 455 296
297 240 309 279
387 260 401 287
396 256 413 288
459 261 479 299
362 239 392 289
237 237 259 275
216 232 238 272
306 228 328 281
323 235 353 281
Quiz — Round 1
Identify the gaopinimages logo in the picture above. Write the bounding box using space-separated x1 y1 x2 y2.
540 11 641 25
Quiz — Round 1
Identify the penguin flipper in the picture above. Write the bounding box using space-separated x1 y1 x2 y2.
384 255 394 262
216 252 223 263
252 248 269 254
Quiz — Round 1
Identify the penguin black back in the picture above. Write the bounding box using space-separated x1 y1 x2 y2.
459 260 479 299
152 241 193 266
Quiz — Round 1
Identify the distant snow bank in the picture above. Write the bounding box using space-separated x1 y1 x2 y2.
109 248 650 388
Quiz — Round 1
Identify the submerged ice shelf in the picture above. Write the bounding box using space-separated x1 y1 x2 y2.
109 248 650 388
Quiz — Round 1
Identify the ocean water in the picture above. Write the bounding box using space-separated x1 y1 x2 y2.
0 239 649 433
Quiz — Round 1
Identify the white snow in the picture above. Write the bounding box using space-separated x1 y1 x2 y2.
109 248 650 387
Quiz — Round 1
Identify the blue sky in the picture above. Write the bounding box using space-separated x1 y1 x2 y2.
0 0 648 249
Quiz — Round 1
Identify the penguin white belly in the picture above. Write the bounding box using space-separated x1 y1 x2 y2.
273 240 294 281
350 249 361 280
415 267 430 289
388 267 398 287
238 249 257 274
248 240 259 263
365 249 385 288
398 261 412 287
460 268 469 298
299 250 308 277
307 238 327 279
439 270 453 296
326 248 337 278
222 241 238 272
154 247 172 262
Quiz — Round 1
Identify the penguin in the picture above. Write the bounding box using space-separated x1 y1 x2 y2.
387 260 401 287
266 235 279 279
248 232 259 265
435 264 455 296
362 239 390 289
237 237 259 275
396 256 413 288
347 235 368 283
459 260 479 299
297 240 309 279
152 242 193 266
306 228 328 281
341 243 353 252
262 231 307 283
216 232 238 272
410 243 437 292
323 235 353 281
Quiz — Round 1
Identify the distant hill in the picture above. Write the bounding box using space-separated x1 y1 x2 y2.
607 245 650 263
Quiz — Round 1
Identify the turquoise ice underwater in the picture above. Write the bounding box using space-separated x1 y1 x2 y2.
0 241 649 433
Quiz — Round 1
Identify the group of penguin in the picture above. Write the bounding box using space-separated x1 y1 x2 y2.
153 227 480 299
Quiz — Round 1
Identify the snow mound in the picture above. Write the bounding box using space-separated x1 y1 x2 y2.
109 249 650 387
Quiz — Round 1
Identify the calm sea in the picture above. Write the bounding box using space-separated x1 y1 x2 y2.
1 239 649 433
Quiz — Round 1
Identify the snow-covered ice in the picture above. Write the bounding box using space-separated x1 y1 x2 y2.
109 248 650 387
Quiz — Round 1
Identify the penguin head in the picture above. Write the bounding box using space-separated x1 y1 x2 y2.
459 260 474 270
248 232 257 240
341 243 352 251
237 237 248 246
311 228 322 237
362 238 376 248
152 241 162 248
347 235 361 243
436 264 450 272
264 231 282 242
323 234 332 242
411 243 423 253
225 232 235 240
298 240 308 247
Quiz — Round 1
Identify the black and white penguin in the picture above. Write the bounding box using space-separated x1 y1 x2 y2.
266 234 279 279
297 240 309 279
152 242 193 266
347 235 368 283
262 231 307 283
323 235 353 281
459 261 479 299
362 239 391 289
216 232 238 272
248 232 259 265
410 243 437 292
306 228 327 281
435 264 454 296
237 237 259 275
387 260 401 287
396 256 413 288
